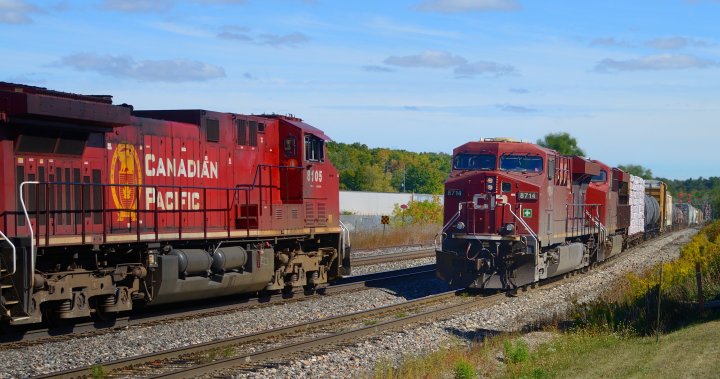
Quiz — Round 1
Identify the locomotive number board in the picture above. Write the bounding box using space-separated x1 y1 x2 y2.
446 189 463 197
518 191 538 201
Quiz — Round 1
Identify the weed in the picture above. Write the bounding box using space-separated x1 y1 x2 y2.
395 311 408 318
453 358 477 379
363 319 379 326
90 365 107 379
503 338 529 364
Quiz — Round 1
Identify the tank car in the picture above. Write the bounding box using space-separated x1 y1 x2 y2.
435 138 623 290
0 82 350 325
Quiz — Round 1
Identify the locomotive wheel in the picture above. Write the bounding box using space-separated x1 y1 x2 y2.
303 283 317 295
91 307 118 323
41 302 67 328
91 295 118 323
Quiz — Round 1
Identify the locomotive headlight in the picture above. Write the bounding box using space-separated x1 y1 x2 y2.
486 177 496 192
499 223 515 236
455 221 466 231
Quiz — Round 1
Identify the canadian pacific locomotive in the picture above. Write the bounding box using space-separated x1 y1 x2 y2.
0 83 350 325
436 138 702 290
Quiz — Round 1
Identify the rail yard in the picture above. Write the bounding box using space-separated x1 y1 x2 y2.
0 81 714 379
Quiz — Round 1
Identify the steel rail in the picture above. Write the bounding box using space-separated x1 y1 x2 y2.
34 289 467 379
352 249 435 266
1 265 435 346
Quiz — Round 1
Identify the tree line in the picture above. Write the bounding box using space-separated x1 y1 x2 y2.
327 134 716 218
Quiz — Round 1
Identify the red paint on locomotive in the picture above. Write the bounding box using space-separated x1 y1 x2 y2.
437 138 622 290
0 82 349 324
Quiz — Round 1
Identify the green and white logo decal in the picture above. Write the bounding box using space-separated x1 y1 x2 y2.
522 208 533 218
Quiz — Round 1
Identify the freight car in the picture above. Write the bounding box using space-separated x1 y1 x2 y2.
435 138 688 290
0 83 350 325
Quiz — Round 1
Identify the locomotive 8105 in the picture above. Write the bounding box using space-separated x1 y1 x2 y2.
0 83 350 325
436 137 702 290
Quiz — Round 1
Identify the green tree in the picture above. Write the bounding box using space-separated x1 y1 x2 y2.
537 132 585 156
391 196 443 225
618 164 653 180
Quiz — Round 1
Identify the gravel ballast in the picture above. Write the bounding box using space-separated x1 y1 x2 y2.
235 228 698 379
0 262 447 378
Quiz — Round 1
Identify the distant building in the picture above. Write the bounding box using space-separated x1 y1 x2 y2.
339 191 442 216
339 191 443 231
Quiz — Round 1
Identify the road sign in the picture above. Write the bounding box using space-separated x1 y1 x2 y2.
381 215 390 224
522 208 532 218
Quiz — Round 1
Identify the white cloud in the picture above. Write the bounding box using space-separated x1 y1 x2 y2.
55 53 226 82
257 32 309 46
384 50 467 68
417 0 521 12
496 104 538 113
454 61 517 77
589 37 633 48
645 36 710 49
101 0 174 12
363 65 394 72
647 37 688 49
594 54 718 72
0 0 39 24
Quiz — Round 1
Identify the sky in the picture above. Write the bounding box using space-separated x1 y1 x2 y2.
1 0 719 180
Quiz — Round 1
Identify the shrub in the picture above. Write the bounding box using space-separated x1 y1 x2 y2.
503 338 529 364
453 358 477 379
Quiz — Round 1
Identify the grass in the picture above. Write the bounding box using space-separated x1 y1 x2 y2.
371 318 720 379
371 222 720 379
351 223 441 250
507 319 720 379
90 365 107 379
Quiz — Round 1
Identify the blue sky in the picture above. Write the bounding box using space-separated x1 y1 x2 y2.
1 0 718 179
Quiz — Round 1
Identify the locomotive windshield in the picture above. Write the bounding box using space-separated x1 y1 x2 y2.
500 154 543 172
591 169 607 183
453 154 496 171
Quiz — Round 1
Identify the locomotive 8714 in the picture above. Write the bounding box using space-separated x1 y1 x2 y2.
0 83 350 325
435 137 700 290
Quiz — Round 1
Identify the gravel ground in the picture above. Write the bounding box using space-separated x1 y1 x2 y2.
350 244 435 259
351 256 436 276
0 263 449 378
234 228 698 379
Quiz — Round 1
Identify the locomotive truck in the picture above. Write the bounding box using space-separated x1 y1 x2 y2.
0 82 350 325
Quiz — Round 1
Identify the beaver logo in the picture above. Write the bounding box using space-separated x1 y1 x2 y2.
110 143 142 221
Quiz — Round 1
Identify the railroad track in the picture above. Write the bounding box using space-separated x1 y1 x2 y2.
24 230 696 378
36 289 480 379
37 273 585 379
1 264 435 347
352 249 435 266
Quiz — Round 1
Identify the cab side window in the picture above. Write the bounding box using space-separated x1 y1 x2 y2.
304 134 324 162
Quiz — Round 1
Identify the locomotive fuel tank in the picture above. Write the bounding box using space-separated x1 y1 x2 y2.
212 246 248 272
170 249 213 276
150 248 274 305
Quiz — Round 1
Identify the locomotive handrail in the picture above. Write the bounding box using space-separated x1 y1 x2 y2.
502 203 538 241
3 163 319 247
339 220 350 248
0 229 16 277
434 202 465 251
19 181 39 287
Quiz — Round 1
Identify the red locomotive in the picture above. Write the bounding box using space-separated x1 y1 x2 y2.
0 82 350 324
436 138 638 289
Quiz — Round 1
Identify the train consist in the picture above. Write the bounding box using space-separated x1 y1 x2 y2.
0 83 350 325
436 138 704 290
